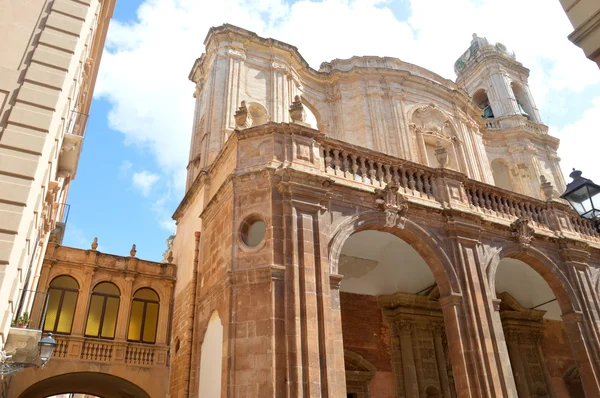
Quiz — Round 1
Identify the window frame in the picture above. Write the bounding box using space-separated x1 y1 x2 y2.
84 282 120 340
43 276 79 335
127 288 160 344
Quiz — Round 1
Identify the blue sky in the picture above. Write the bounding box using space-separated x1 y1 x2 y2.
63 0 600 261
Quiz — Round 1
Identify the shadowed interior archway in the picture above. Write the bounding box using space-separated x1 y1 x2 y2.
486 243 580 315
329 211 460 297
18 372 150 398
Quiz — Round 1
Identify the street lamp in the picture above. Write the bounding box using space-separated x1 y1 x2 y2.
561 169 600 232
0 333 56 375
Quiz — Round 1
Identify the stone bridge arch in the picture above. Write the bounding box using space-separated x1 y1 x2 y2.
15 372 150 398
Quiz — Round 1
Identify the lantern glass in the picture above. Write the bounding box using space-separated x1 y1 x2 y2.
564 184 600 219
561 170 600 220
38 334 56 363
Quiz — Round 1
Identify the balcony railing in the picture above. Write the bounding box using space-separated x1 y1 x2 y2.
52 335 168 367
483 115 548 135
65 109 89 137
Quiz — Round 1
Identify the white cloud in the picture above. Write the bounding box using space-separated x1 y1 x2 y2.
553 97 600 183
132 170 160 196
96 0 600 214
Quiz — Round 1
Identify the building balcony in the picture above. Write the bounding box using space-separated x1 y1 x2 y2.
52 335 169 368
483 114 548 135
57 110 89 179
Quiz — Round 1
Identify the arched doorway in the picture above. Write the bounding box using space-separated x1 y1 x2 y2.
338 229 454 397
493 255 582 397
18 372 150 398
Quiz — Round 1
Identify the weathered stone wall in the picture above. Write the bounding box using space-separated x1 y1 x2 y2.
340 292 394 397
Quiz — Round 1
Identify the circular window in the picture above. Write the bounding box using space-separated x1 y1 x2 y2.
240 217 266 248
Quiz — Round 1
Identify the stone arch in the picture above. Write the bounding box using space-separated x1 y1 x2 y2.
299 97 324 130
198 310 224 398
486 243 580 314
344 350 376 396
47 269 86 293
408 104 465 172
18 371 150 398
329 211 460 297
510 81 534 120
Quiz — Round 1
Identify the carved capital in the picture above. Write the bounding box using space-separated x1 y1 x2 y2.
397 320 414 335
431 322 445 337
510 217 534 249
375 182 409 229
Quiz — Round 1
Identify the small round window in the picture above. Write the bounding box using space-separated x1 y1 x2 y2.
240 217 266 248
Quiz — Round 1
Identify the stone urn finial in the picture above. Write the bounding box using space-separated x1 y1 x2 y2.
540 175 554 201
434 140 448 168
130 244 137 257
289 95 306 124
167 250 174 263
234 101 252 129
91 237 98 250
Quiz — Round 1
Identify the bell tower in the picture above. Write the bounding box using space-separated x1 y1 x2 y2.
455 34 541 123
454 34 565 200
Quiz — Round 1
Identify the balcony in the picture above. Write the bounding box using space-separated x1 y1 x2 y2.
57 110 89 179
52 335 168 367
483 114 548 135
4 290 49 364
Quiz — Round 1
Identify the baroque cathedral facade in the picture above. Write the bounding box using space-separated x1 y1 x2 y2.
8 24 600 398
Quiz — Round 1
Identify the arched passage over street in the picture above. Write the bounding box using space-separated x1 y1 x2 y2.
18 372 150 398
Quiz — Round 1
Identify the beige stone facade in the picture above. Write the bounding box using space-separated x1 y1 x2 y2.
0 0 117 348
168 25 600 398
8 242 176 397
560 0 600 67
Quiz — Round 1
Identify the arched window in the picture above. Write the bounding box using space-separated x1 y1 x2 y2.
43 276 79 334
127 288 160 344
85 282 120 339
511 83 534 121
473 89 494 118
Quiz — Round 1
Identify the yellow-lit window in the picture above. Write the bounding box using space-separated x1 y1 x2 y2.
127 288 159 344
43 276 79 334
85 282 120 339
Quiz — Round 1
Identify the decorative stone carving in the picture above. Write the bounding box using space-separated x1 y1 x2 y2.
540 175 554 201
375 182 409 229
289 95 306 124
91 237 98 250
434 140 448 168
510 217 534 249
130 244 137 257
398 320 414 335
234 101 252 129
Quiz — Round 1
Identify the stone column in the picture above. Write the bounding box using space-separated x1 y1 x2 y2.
442 216 518 398
432 323 452 398
71 268 95 336
560 240 600 396
398 320 419 397
115 275 134 340
278 178 346 397
504 330 530 397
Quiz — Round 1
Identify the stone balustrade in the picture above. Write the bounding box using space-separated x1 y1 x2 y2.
52 335 168 368
222 123 599 246
483 115 548 134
